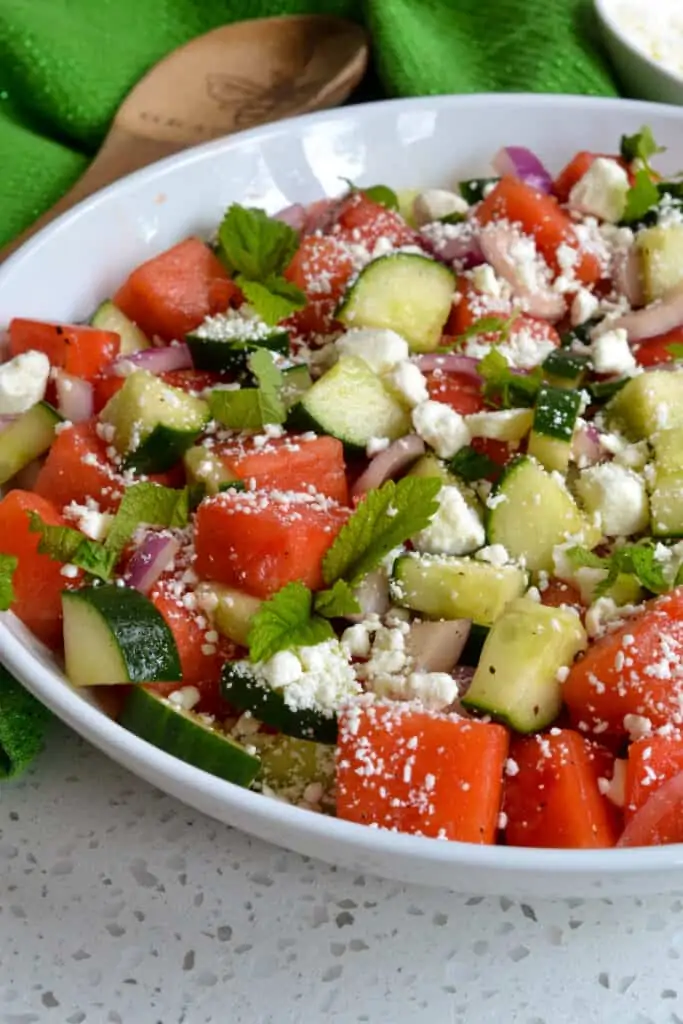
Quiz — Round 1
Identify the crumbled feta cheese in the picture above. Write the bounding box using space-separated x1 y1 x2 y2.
60 563 79 579
194 307 272 341
470 264 504 298
475 544 510 568
264 650 304 687
335 328 409 375
341 623 372 658
585 597 623 638
568 157 630 224
571 288 600 327
256 641 360 716
382 360 429 407
167 686 201 712
575 462 649 537
0 350 50 414
412 188 469 227
591 328 636 377
597 759 627 808
412 485 485 556
623 713 653 742
64 501 113 541
373 670 458 711
412 400 470 458
465 324 557 370
366 436 390 457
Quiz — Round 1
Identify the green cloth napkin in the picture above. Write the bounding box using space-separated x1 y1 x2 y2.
0 0 619 774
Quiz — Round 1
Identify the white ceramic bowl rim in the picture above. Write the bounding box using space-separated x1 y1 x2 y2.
594 0 683 90
3 92 683 887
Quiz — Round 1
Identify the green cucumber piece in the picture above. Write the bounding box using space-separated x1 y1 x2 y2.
458 177 499 203
185 329 289 373
100 369 209 473
183 446 237 494
486 456 601 573
195 582 261 647
606 370 683 440
462 597 586 732
527 385 581 473
635 224 683 302
289 355 411 453
62 584 181 686
652 426 683 473
650 471 683 536
281 364 312 408
390 552 527 627
466 408 533 442
250 732 335 800
91 300 150 355
542 349 590 388
0 401 62 486
336 253 455 352
221 662 337 744
120 686 260 787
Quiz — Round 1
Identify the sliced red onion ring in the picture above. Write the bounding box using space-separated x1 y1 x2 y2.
273 203 307 231
406 619 471 673
492 147 553 194
123 533 180 594
479 224 566 321
420 224 485 270
571 422 603 466
112 343 192 376
54 371 94 423
352 435 426 499
613 245 644 309
345 569 391 623
414 353 482 379
617 770 683 847
611 284 683 343
0 414 18 433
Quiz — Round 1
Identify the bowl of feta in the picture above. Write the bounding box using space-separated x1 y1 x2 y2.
4 93 683 897
595 0 683 105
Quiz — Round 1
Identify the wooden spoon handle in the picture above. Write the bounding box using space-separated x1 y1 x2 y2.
0 129 184 263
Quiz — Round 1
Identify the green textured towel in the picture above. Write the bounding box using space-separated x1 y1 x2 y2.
0 0 619 774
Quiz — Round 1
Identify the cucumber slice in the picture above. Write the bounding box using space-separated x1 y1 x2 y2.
62 584 181 686
458 177 499 203
652 426 683 473
606 370 683 440
407 453 459 485
635 224 683 303
650 471 683 536
0 401 62 486
195 582 261 646
487 456 600 573
462 597 586 732
250 732 335 800
185 329 289 373
527 385 581 473
466 408 533 442
281 365 313 408
542 349 590 389
184 446 238 495
91 300 149 355
396 189 420 226
221 662 337 744
289 355 411 452
391 552 527 627
336 254 455 352
120 686 260 787
100 369 209 473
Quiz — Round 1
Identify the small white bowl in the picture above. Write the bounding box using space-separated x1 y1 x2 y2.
595 0 683 106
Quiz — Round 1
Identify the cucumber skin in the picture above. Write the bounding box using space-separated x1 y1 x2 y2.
120 686 260 787
221 663 337 744
186 331 289 373
63 585 181 684
122 424 204 474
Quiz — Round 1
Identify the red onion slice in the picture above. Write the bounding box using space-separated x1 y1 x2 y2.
123 533 180 594
273 203 307 231
613 244 644 309
54 371 94 423
479 224 566 321
414 353 482 378
0 414 18 433
112 343 192 376
352 435 426 499
406 619 471 673
346 569 391 623
492 147 553 194
571 422 604 466
611 284 683 343
617 770 683 847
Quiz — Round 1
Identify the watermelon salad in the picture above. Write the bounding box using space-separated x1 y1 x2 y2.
4 126 683 849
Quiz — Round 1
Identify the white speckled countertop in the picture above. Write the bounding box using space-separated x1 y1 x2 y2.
2 722 683 1024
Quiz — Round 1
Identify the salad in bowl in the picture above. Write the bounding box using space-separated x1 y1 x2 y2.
2 123 683 854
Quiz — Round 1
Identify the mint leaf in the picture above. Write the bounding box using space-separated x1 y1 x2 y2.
478 349 543 408
28 514 116 581
341 178 399 210
448 445 499 482
314 580 361 619
610 542 669 596
247 581 334 663
217 204 299 281
565 546 608 571
322 476 442 587
238 276 305 326
105 483 189 555
667 342 683 361
209 348 285 429
620 126 665 170
622 169 660 224
0 553 17 611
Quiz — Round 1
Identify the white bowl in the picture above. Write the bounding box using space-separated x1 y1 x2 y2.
3 93 683 898
595 0 683 106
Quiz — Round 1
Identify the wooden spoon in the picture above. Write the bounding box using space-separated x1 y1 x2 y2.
2 15 368 261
